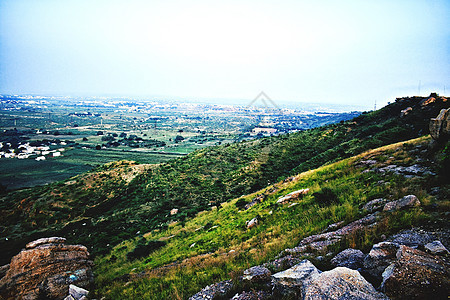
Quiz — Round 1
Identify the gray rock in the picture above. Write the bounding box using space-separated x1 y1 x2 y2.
271 259 320 297
363 198 389 213
262 255 302 273
363 242 400 280
242 266 271 283
382 245 450 299
386 228 435 248
383 195 420 212
304 267 389 300
69 284 89 300
230 290 270 300
330 249 365 270
286 213 379 255
425 240 449 255
189 280 233 300
63 295 76 300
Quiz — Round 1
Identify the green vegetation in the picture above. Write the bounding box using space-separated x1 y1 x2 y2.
0 95 447 265
92 136 444 299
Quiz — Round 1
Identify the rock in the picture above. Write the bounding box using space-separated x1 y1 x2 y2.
69 284 89 299
303 267 389 300
170 208 178 215
420 96 436 107
271 259 320 297
246 217 258 229
0 237 93 300
25 237 66 249
363 242 400 280
189 279 233 300
386 228 435 248
363 198 389 213
286 213 379 255
0 264 9 280
242 266 271 283
430 108 450 141
330 248 365 270
262 255 303 273
381 245 450 299
400 106 412 117
383 195 420 212
231 290 270 300
425 240 449 255
277 188 310 204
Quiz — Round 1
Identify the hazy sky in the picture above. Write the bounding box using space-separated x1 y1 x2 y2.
0 0 449 108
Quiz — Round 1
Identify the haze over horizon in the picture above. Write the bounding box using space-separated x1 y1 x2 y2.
1 0 449 109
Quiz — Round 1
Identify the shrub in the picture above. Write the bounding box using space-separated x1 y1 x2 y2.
235 198 247 209
126 240 166 261
313 187 338 206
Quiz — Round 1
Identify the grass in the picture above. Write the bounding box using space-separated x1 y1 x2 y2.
0 148 183 190
92 136 439 299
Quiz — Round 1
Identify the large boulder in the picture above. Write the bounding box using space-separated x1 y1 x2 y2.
189 280 233 300
386 228 435 248
271 259 320 297
363 242 400 280
429 108 450 141
425 240 449 255
0 237 93 300
303 267 388 300
242 266 271 283
381 245 450 299
383 195 420 212
330 248 365 270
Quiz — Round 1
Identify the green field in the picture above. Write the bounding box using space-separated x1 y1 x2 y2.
0 148 183 190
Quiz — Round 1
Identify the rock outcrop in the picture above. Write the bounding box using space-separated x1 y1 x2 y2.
381 245 450 299
189 280 233 300
330 248 365 270
277 188 310 204
0 237 93 300
383 194 420 212
303 267 388 300
430 108 450 141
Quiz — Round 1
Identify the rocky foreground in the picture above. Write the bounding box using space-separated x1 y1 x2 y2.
190 195 449 300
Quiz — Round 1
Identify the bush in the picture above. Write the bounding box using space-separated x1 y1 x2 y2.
127 240 166 261
313 187 338 206
235 198 247 209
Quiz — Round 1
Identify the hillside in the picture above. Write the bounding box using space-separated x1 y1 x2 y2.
0 94 448 265
91 134 449 299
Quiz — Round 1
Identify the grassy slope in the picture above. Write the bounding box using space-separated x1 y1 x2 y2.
92 135 449 299
0 95 447 265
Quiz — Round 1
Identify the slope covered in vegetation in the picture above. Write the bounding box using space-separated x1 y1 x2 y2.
0 94 447 264
92 135 449 299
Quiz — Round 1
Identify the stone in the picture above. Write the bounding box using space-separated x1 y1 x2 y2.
286 213 379 255
383 195 420 212
382 245 450 299
189 280 233 300
303 267 389 300
262 255 303 273
25 237 66 249
242 266 271 283
170 208 178 215
271 259 320 297
0 237 93 300
69 284 89 299
246 217 258 229
330 248 365 270
363 198 389 213
386 228 435 248
277 188 310 204
430 108 450 141
363 242 400 280
231 290 270 300
0 264 9 280
425 240 449 255
400 106 412 117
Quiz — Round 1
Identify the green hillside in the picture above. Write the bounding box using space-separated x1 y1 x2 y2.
0 94 447 265
92 135 449 299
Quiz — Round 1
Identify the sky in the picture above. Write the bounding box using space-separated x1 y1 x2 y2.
0 0 449 109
